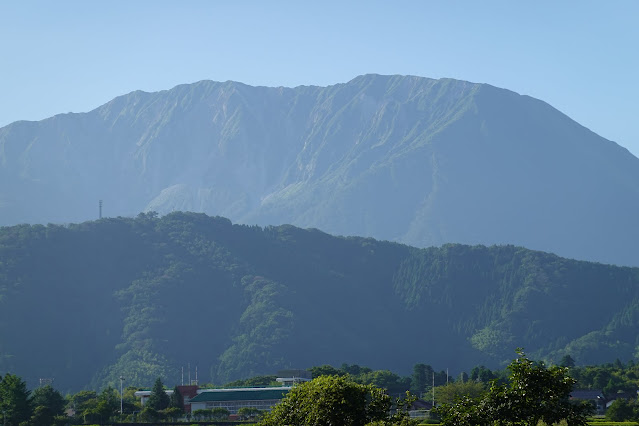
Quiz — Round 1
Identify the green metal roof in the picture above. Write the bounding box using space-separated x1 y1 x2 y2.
189 388 289 403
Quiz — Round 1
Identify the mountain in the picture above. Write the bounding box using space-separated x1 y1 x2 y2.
1 74 638 266
1 213 639 392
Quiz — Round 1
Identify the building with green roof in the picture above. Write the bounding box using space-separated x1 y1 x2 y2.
189 386 291 414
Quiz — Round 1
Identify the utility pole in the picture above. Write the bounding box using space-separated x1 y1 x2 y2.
119 376 125 415
432 372 435 408
99 200 103 219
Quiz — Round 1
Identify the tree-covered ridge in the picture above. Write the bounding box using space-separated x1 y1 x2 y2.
1 212 639 392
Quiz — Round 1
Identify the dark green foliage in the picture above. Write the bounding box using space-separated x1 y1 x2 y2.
605 398 635 421
30 385 65 425
0 373 31 425
1 213 639 390
224 375 278 387
79 386 119 423
138 405 159 422
411 363 432 395
146 377 169 411
191 408 229 420
238 406 262 420
436 350 593 425
163 406 183 421
168 385 183 411
470 365 497 383
310 365 348 378
559 354 576 368
210 407 230 420
259 375 416 426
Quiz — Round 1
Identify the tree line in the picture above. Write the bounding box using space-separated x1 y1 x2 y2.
6 351 639 425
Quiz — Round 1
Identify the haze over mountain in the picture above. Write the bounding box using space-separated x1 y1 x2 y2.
1 74 638 266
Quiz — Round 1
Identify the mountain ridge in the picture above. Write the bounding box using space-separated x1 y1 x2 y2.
1 74 638 266
1 212 639 392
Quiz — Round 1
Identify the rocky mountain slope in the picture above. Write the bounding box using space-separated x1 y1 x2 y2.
1 74 638 266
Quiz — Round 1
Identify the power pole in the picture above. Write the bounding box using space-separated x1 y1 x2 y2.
119 376 125 415
432 372 435 408
99 200 103 219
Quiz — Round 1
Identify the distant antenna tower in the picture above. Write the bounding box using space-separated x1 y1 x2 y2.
39 378 54 387
99 200 103 219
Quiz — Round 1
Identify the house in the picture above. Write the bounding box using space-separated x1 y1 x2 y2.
134 384 199 413
188 386 291 414
570 389 605 415
275 369 312 386
408 399 434 419
134 389 174 407
135 370 310 415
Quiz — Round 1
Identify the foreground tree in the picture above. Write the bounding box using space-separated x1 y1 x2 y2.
0 373 31 425
146 377 170 411
168 385 184 411
30 384 66 426
605 398 635 422
436 349 592 426
259 375 416 426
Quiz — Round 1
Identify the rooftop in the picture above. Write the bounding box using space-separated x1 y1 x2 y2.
190 387 290 403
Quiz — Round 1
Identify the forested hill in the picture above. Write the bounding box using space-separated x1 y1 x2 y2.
2 74 639 266
1 212 639 392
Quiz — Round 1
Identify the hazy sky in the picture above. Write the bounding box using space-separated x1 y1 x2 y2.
1 1 638 156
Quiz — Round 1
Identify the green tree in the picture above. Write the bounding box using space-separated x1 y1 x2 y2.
0 373 32 425
238 406 262 420
210 407 230 419
97 386 119 419
434 381 486 404
411 363 433 395
192 408 212 420
146 377 170 411
69 390 97 422
470 365 497 383
138 405 159 422
606 398 635 421
30 385 65 426
436 350 592 426
163 406 183 421
259 375 416 426
168 385 183 411
356 370 412 396
309 364 347 378
81 386 119 424
30 405 54 426
559 355 575 368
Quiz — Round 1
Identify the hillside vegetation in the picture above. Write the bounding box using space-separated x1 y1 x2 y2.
1 212 639 392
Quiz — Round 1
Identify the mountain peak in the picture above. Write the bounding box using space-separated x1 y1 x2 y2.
1 75 637 266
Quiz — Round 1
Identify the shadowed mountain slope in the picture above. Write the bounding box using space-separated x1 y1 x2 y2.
1 213 639 391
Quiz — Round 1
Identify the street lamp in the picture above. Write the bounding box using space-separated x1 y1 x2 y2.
119 376 125 415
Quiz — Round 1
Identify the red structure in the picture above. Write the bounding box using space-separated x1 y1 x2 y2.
176 385 199 413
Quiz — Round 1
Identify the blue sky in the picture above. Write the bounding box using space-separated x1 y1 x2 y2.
1 1 638 156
